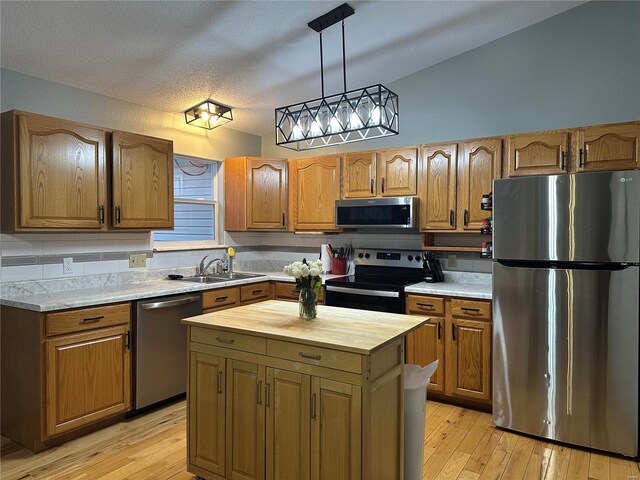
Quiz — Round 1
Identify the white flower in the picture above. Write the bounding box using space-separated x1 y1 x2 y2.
309 265 321 277
300 263 310 277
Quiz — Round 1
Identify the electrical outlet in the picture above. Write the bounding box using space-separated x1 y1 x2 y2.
129 253 147 268
447 254 457 268
63 257 73 274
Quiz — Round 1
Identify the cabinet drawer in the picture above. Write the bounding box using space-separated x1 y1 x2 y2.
267 339 362 374
190 326 266 355
46 303 130 336
406 295 445 316
203 287 239 310
451 299 491 320
240 282 270 303
274 282 298 301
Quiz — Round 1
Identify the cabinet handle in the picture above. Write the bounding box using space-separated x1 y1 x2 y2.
461 307 481 313
282 213 285 226
417 302 434 309
381 178 385 194
464 209 469 227
299 352 321 360
311 393 317 419
451 323 456 342
216 371 223 394
265 383 271 408
252 289 263 295
579 148 585 168
370 178 374 194
216 336 235 344
257 380 262 405
449 209 454 227
215 296 228 303
561 151 566 171
437 321 441 340
98 205 105 224
115 206 121 224
125 331 131 350
82 315 104 323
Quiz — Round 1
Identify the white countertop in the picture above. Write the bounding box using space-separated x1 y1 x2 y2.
0 271 491 312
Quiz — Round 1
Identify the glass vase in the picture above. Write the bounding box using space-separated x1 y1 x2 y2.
298 288 318 320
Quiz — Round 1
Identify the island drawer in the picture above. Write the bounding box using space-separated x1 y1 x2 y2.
266 339 362 374
203 287 239 310
191 327 266 354
406 295 445 316
240 282 270 303
451 299 491 320
45 303 131 336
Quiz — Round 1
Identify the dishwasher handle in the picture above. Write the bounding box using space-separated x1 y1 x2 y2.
140 295 201 310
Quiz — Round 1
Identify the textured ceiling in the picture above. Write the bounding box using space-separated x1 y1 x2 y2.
0 1 582 136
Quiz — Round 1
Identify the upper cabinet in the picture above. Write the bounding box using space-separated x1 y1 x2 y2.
458 138 502 230
419 143 457 230
505 131 569 177
224 156 288 231
289 155 341 231
573 122 640 172
111 131 173 229
1 111 107 231
342 147 417 199
1 110 174 232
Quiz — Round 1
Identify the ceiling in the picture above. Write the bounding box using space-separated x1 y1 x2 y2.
1 1 582 136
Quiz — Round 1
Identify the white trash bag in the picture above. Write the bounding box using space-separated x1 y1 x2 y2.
404 359 439 480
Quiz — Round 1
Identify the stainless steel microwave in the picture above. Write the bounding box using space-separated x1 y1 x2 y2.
335 197 417 229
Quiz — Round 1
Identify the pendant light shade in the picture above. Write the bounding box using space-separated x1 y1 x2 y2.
184 100 233 130
275 3 399 151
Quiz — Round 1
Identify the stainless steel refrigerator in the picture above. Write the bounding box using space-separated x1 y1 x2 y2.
492 170 640 457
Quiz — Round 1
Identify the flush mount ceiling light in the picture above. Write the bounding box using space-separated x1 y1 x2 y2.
184 99 233 130
275 3 399 151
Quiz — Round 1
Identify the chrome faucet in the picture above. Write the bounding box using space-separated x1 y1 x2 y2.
198 255 225 275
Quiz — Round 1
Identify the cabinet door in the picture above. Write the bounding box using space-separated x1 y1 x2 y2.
45 325 131 437
18 113 107 229
189 352 226 476
377 148 417 197
266 368 311 480
246 158 288 230
311 378 361 480
111 131 173 229
226 360 266 480
291 156 341 231
342 152 376 198
505 132 569 177
446 318 491 402
405 318 445 394
459 138 502 230
575 122 640 172
420 143 457 230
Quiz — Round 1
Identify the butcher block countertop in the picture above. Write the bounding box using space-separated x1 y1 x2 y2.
182 299 428 355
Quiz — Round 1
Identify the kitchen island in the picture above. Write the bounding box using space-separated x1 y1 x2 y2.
182 300 428 480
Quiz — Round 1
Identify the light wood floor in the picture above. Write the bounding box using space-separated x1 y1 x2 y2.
1 400 638 479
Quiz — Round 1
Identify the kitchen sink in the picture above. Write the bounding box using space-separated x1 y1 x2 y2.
209 273 266 280
180 276 227 284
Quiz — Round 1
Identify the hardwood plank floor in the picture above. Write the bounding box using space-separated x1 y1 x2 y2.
1 400 638 479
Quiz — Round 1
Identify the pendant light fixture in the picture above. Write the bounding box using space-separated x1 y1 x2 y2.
275 3 399 151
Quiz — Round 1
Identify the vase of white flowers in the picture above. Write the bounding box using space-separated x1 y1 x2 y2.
283 258 323 320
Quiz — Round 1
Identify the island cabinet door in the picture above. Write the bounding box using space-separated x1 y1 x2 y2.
311 378 361 480
265 368 311 480
226 360 266 480
405 319 445 394
188 351 226 477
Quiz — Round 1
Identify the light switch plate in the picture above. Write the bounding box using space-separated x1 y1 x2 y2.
447 254 457 268
63 257 73 274
129 253 147 268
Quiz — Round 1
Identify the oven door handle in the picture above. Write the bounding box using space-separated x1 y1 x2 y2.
325 286 400 298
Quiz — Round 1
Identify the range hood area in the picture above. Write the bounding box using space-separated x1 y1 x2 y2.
335 197 417 229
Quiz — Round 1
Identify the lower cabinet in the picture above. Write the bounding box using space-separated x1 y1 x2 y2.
405 294 491 405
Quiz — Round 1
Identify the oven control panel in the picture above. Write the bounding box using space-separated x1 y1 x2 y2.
354 248 424 268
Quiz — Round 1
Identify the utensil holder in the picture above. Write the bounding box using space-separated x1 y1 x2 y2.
331 257 347 275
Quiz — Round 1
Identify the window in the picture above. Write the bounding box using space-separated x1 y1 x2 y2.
153 155 221 248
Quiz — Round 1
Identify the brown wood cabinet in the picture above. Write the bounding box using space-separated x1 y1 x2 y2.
405 294 491 405
1 110 108 231
573 122 640 172
224 156 288 231
289 155 341 231
419 143 457 230
342 152 377 198
273 282 325 304
1 302 132 452
505 131 569 177
111 131 173 229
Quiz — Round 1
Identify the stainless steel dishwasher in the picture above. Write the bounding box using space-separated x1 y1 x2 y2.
133 293 202 412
